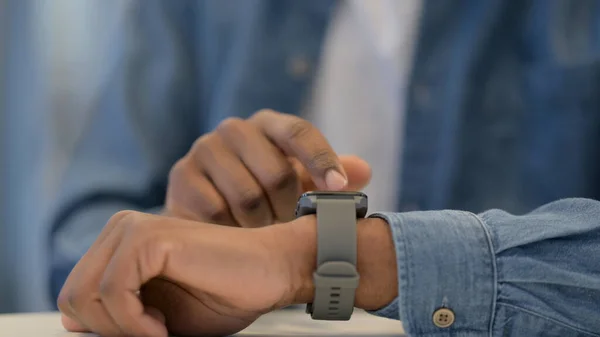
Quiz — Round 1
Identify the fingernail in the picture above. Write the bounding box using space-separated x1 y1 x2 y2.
325 169 347 190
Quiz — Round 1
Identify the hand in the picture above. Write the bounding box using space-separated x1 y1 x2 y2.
165 109 371 227
58 210 398 337
57 210 310 337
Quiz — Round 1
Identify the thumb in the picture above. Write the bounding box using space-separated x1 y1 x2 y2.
294 155 371 192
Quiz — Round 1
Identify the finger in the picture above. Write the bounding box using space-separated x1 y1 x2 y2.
191 134 273 227
145 306 166 325
167 158 236 225
58 218 131 336
61 314 86 332
249 109 348 191
57 211 132 331
71 300 123 337
217 118 300 222
295 155 372 192
99 229 169 337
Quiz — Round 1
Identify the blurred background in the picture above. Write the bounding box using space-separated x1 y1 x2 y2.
2 0 599 316
0 0 130 312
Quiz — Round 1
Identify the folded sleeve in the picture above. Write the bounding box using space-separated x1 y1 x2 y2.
369 198 600 337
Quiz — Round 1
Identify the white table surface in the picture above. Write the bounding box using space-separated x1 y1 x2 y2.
0 309 406 337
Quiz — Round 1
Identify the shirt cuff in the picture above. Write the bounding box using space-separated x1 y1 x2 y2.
369 211 496 336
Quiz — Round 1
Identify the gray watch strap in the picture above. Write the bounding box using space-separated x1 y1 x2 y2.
307 198 359 320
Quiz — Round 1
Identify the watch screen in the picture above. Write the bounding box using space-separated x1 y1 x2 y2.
300 191 367 198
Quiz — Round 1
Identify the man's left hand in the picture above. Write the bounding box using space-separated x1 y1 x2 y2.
57 210 315 337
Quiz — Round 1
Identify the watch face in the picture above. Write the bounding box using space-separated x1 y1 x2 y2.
300 191 367 198
296 191 368 218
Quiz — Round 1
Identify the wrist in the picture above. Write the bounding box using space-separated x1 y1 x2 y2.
260 216 317 308
266 215 398 311
354 216 398 310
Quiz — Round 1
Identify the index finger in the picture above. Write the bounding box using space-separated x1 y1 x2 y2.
99 233 169 337
249 109 348 191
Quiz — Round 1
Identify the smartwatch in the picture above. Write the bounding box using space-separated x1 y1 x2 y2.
294 191 368 320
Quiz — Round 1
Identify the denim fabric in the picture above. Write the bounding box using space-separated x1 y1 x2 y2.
371 198 600 336
47 1 600 335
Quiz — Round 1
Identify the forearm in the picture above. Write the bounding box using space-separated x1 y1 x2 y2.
273 198 600 337
271 216 398 311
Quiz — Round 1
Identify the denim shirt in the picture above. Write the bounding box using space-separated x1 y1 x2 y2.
371 198 600 336
49 1 600 336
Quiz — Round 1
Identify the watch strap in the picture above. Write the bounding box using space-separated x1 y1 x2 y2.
308 198 359 320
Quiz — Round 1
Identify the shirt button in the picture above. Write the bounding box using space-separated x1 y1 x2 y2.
432 308 455 328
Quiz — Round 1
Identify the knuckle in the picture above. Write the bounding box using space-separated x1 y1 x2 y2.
170 190 218 221
216 117 245 135
200 198 229 222
252 108 278 120
264 168 297 192
190 134 213 156
167 159 194 199
168 158 189 184
284 118 313 141
307 148 337 171
59 287 84 313
56 289 72 312
190 134 223 165
107 210 136 227
98 279 117 299
118 213 156 242
236 189 265 212
66 292 79 310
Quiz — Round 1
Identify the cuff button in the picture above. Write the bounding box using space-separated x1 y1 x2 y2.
432 308 455 328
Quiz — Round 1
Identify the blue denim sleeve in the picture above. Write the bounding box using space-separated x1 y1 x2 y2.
369 198 600 337
49 0 198 301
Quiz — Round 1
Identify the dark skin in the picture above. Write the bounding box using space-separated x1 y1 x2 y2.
58 110 398 336
58 212 398 337
165 109 372 225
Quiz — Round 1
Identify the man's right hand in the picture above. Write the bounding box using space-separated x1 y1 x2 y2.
165 109 372 227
